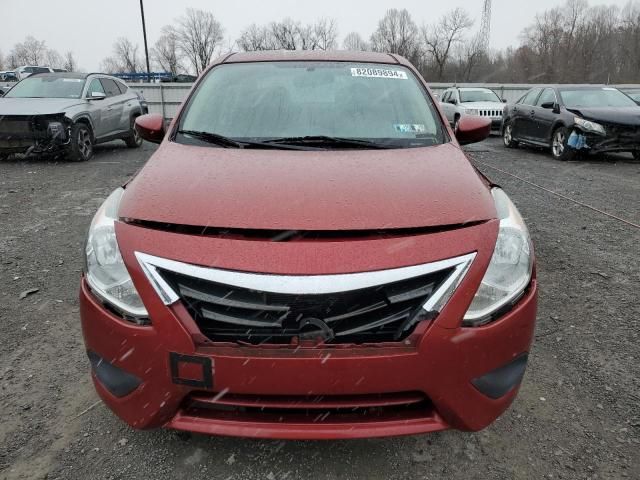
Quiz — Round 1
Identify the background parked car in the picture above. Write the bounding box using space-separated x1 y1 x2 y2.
0 72 145 161
0 71 19 96
14 65 55 80
502 85 640 161
440 87 506 133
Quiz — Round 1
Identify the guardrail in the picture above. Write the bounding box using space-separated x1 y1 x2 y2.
132 83 640 119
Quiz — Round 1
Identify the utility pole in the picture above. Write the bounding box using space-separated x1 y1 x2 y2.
139 0 151 83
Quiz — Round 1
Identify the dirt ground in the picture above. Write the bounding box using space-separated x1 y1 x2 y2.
0 138 638 480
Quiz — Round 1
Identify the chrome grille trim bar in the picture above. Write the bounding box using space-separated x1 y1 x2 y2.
136 251 476 311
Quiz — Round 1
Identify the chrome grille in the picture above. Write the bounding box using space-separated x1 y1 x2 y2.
159 268 452 345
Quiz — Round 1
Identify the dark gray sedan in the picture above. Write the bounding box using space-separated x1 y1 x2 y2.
0 72 146 161
502 85 640 161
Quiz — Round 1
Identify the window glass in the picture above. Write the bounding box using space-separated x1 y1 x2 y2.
5 76 85 98
116 80 128 94
520 88 541 106
100 78 121 97
178 62 447 149
442 91 450 102
31 67 51 74
87 78 106 96
460 89 501 103
560 88 637 108
536 88 557 106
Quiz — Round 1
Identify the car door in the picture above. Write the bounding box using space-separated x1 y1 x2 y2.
440 90 454 123
99 78 127 136
532 88 559 143
84 78 108 138
512 88 542 141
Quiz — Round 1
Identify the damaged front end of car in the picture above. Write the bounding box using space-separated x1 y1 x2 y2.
0 113 72 157
568 117 640 156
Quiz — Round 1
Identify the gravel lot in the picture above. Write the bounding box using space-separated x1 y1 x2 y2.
1 138 638 480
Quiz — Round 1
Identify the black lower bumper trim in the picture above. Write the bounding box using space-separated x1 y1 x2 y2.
88 351 142 398
472 354 528 399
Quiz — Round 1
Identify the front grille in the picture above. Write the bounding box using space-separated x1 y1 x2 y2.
159 267 453 345
603 123 640 140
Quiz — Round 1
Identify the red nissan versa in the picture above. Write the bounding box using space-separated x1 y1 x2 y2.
80 51 537 440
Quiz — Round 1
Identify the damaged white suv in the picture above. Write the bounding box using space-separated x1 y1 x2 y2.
0 72 145 161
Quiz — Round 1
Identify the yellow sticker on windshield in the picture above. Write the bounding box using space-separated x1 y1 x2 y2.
351 68 408 80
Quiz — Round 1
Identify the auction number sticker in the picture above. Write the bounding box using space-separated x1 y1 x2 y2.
351 67 408 79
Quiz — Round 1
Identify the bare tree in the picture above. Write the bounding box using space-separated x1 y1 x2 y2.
313 18 338 50
45 49 64 69
152 26 183 75
270 18 301 50
0 50 5 70
237 24 276 51
422 8 473 80
63 51 77 72
100 38 141 73
11 36 48 65
370 9 419 60
343 32 369 51
175 8 224 75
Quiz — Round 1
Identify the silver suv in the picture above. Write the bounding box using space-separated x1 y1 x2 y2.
0 72 146 161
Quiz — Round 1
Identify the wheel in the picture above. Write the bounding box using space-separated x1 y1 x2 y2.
67 123 94 162
503 122 518 148
551 127 576 161
124 117 143 148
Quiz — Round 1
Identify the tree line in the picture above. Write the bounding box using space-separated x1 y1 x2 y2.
2 0 640 84
0 36 77 72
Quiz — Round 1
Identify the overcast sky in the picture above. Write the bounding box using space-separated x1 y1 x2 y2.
0 0 633 71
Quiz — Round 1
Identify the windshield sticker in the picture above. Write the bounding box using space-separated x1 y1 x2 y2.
62 79 84 82
394 124 426 134
602 87 617 91
351 67 408 80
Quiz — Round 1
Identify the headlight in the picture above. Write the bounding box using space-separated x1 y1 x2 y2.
574 117 606 135
465 108 480 116
85 188 148 320
464 188 533 327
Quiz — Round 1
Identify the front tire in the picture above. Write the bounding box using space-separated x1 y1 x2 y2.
124 117 143 148
503 122 518 148
551 127 575 161
67 123 93 162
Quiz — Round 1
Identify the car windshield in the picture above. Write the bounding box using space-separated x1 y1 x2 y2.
624 89 640 101
560 88 637 108
178 62 446 149
5 76 85 98
460 89 501 103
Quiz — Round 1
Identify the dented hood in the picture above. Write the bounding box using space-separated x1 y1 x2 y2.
119 141 496 231
0 97 84 116
569 107 640 127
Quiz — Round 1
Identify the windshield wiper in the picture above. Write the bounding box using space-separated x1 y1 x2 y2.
177 130 313 150
262 135 396 150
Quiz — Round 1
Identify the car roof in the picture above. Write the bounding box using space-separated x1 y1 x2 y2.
222 50 403 65
28 72 89 80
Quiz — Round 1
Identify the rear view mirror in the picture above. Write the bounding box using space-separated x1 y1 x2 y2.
455 116 491 145
135 113 166 144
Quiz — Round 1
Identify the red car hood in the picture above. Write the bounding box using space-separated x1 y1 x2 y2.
119 141 496 231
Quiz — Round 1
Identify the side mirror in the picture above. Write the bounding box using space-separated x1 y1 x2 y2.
541 102 561 114
448 98 458 105
135 113 165 144
502 98 508 103
89 91 106 100
455 116 491 146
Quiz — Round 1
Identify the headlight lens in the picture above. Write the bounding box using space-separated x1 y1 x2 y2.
464 188 533 327
574 117 606 135
465 108 480 116
85 188 148 319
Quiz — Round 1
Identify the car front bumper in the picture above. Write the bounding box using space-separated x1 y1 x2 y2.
79 220 537 440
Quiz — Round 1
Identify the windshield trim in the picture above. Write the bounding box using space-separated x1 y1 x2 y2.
171 60 450 150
